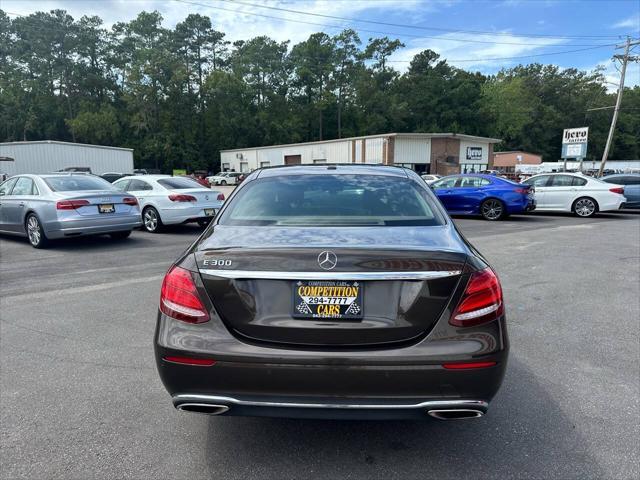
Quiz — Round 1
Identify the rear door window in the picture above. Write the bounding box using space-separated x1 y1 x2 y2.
219 174 445 227
572 177 588 186
157 178 202 189
549 175 575 187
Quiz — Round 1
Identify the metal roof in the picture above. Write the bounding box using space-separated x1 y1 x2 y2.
221 132 502 153
0 140 134 152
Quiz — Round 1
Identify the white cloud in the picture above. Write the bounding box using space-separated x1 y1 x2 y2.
611 14 640 30
388 31 566 72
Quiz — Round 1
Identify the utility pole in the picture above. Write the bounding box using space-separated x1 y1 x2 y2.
599 37 640 177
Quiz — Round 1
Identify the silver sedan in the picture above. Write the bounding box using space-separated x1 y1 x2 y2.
0 174 141 248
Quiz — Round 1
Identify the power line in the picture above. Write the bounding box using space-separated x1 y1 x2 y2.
2 6 618 66
219 0 625 40
173 0 616 47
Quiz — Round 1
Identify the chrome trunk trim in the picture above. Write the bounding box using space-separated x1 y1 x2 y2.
199 269 462 281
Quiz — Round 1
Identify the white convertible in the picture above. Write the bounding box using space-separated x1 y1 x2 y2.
113 175 225 232
522 173 625 217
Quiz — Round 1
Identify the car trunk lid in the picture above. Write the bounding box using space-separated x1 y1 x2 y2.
195 225 468 347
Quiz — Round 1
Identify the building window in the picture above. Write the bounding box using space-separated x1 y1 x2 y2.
395 163 415 170
260 161 270 168
240 162 248 172
313 159 327 164
222 163 230 171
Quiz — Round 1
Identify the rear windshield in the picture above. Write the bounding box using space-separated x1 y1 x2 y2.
44 176 115 192
218 174 445 226
158 177 202 189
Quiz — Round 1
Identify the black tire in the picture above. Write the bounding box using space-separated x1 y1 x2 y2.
25 213 50 248
480 198 505 221
572 197 598 218
109 230 132 240
220 180 227 186
142 206 163 233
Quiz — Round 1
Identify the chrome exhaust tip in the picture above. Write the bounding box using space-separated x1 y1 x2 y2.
427 409 484 420
176 403 230 415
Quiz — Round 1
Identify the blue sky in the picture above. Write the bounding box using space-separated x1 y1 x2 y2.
4 0 639 87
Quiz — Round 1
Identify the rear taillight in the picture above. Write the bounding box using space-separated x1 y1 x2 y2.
168 194 197 202
216 193 225 201
56 199 90 210
159 266 209 323
123 197 138 206
609 187 624 195
450 268 503 327
514 188 526 194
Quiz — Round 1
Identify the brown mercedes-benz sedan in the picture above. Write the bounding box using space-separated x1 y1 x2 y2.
154 165 508 420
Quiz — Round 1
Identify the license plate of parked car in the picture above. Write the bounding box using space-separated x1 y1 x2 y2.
98 204 115 214
293 280 363 320
204 208 217 216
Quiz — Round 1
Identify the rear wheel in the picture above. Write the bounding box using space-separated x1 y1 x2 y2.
110 230 132 240
25 214 49 248
221 180 227 186
480 199 505 221
143 207 163 233
573 197 598 217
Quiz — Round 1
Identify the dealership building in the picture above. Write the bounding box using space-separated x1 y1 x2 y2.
0 140 134 176
220 133 501 175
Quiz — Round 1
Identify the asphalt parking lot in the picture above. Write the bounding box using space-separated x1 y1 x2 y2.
1 212 639 479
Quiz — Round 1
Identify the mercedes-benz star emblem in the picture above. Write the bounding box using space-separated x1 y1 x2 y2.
317 251 338 270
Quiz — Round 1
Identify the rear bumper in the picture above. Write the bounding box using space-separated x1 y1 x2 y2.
159 204 223 225
155 312 509 419
44 215 141 238
599 196 625 212
171 394 489 420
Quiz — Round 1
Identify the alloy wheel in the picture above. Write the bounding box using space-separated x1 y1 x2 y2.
482 200 503 220
26 215 41 246
575 198 596 217
144 209 158 232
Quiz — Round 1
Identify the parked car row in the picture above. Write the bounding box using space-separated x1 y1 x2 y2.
426 172 637 220
0 173 225 247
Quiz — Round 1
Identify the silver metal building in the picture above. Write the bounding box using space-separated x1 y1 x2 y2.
220 132 501 176
0 141 134 176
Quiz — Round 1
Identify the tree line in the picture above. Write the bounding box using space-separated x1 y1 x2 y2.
1 9 638 172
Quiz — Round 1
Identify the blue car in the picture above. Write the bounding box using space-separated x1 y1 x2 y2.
601 174 640 209
431 174 536 220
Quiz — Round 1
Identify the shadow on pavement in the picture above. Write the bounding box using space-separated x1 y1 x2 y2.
204 357 601 479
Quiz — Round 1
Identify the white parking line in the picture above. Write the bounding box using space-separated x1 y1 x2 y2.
2 275 163 302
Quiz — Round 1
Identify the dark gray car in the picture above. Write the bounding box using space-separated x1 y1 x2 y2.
155 165 508 420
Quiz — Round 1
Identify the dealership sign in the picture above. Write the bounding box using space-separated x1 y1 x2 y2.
466 146 483 161
561 127 588 158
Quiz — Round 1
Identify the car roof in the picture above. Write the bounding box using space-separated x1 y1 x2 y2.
256 164 409 178
116 175 171 181
602 173 640 177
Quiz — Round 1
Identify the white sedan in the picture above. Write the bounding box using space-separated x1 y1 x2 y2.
522 173 625 217
207 172 243 186
113 175 225 232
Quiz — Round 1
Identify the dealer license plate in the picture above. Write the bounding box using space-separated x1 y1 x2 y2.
98 204 115 214
292 280 363 320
